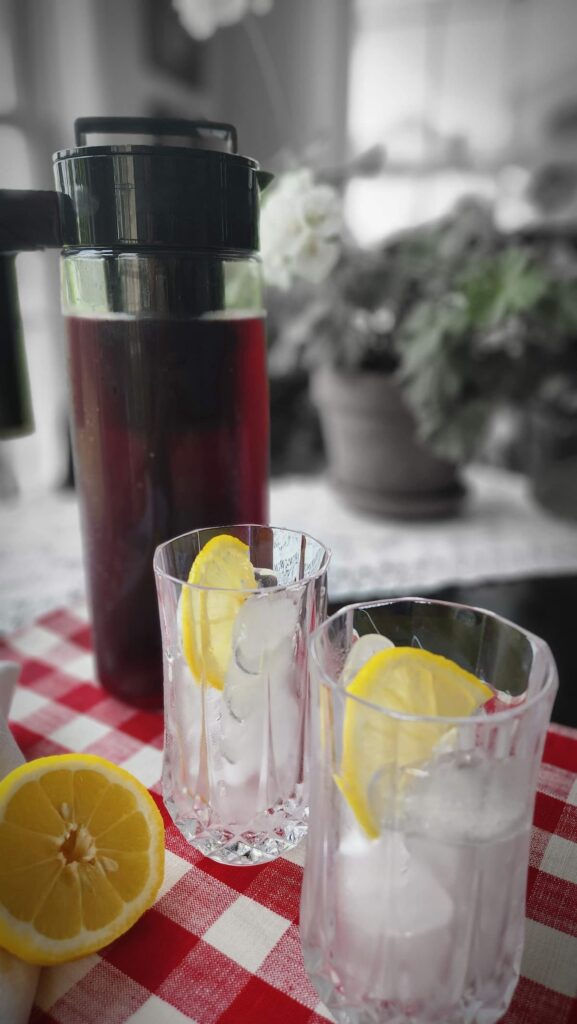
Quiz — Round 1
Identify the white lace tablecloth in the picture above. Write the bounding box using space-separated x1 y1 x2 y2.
2 465 577 633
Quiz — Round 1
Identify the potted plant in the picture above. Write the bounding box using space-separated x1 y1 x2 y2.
527 374 577 521
308 203 500 516
263 175 577 516
397 227 577 464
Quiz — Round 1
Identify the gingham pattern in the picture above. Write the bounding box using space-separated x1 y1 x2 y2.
2 606 577 1024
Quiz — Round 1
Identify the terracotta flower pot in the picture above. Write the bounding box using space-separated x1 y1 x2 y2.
312 367 464 518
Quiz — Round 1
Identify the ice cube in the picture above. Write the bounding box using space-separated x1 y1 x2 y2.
221 637 300 773
219 652 261 769
334 828 455 1003
213 591 303 819
403 751 530 841
254 568 278 588
171 580 303 826
342 632 394 684
232 589 300 675
224 659 264 724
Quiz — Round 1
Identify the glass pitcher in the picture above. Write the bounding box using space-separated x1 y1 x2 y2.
1 117 272 706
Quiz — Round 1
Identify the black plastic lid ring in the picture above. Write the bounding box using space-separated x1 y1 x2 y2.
53 117 270 252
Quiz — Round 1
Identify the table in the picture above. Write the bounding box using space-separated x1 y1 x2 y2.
3 466 577 635
2 604 577 1024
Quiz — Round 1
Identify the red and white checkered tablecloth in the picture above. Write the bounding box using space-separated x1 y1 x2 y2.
1 605 577 1024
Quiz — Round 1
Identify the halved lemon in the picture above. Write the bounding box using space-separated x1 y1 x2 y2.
0 754 165 965
180 534 257 690
337 646 493 838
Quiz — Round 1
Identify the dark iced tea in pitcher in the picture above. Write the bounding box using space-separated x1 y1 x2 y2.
67 313 269 705
55 117 272 705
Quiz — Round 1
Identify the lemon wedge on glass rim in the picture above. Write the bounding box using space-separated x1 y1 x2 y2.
180 534 257 690
0 754 165 965
337 646 493 839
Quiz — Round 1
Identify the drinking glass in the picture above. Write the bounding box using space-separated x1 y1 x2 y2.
154 524 330 865
302 598 558 1024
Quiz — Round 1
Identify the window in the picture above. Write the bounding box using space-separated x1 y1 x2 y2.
346 0 577 242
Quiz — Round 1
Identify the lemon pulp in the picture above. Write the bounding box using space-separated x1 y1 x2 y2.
180 534 257 689
0 754 165 965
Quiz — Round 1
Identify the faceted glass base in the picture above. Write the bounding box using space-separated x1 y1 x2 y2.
304 949 518 1024
165 795 308 866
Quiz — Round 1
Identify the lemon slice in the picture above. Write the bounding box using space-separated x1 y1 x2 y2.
180 534 257 690
0 754 165 965
337 647 493 838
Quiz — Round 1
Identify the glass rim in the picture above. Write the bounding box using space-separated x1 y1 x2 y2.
309 596 558 726
153 522 331 594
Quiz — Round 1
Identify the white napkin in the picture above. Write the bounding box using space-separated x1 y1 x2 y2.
0 662 41 1024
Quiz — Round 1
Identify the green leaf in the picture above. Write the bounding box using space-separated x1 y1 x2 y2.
462 248 548 329
555 281 577 333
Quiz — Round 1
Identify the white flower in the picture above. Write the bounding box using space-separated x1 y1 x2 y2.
260 168 343 289
173 0 273 40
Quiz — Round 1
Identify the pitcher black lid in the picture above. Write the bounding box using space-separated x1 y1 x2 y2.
53 117 272 252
